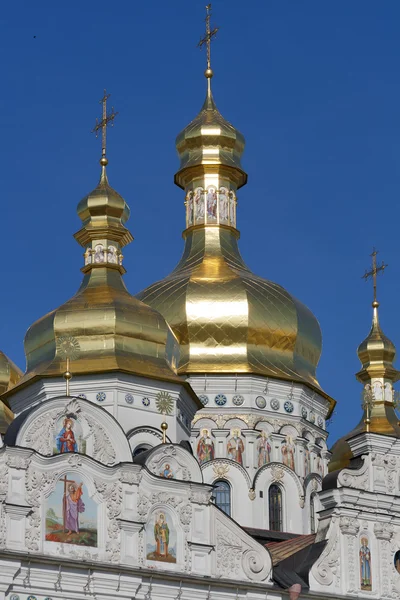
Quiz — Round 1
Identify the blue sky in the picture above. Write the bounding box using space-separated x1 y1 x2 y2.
2 1 400 445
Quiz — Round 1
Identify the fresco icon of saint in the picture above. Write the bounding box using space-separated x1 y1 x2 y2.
197 428 215 464
159 464 174 479
146 511 176 563
360 536 372 591
45 473 97 547
54 414 85 455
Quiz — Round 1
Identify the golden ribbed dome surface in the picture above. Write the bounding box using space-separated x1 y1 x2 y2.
138 225 324 391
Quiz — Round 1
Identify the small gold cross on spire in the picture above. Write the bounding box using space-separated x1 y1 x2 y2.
91 89 118 165
362 248 388 304
198 4 219 82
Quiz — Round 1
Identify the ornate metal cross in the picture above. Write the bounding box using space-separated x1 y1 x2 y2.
198 4 219 71
91 89 118 159
362 248 387 303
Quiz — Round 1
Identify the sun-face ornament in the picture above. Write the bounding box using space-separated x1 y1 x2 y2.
56 335 80 360
155 391 174 415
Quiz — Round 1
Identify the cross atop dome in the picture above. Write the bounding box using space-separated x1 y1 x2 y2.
198 4 219 87
91 89 118 167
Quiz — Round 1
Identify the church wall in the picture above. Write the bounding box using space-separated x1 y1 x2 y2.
190 374 330 533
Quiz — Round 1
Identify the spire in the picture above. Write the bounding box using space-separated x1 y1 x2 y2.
74 90 132 272
198 4 219 96
175 5 247 230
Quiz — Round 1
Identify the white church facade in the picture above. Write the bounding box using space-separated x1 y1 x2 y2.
0 7 400 600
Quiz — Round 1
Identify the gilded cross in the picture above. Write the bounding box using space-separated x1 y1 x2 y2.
198 4 219 71
362 248 387 303
91 89 118 159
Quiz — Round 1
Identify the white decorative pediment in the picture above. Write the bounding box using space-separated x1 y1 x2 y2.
15 396 132 466
145 444 203 483
214 509 272 582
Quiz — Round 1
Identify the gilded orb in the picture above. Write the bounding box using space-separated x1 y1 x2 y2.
204 67 214 79
99 156 108 166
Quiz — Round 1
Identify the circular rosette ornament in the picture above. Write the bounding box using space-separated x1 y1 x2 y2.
155 391 174 415
56 335 80 361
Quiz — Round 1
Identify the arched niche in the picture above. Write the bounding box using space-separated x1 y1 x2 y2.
128 426 165 456
202 459 251 524
145 444 203 483
253 463 304 533
12 396 132 466
145 503 183 569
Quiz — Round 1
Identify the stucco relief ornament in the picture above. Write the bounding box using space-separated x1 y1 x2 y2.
248 488 256 501
87 419 116 465
213 463 230 478
338 456 369 490
339 516 360 536
179 503 192 532
67 454 82 467
216 520 242 577
0 463 8 499
24 407 61 456
312 523 341 586
94 479 123 562
241 549 271 582
271 466 284 481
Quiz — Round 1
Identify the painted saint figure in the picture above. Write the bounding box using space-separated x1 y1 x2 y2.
304 448 311 477
56 418 78 453
227 429 244 465
219 187 229 223
194 187 204 223
281 436 295 470
65 482 85 535
160 464 174 479
359 537 372 590
197 429 215 464
257 430 271 467
207 186 217 220
228 190 236 226
154 512 169 558
186 190 194 226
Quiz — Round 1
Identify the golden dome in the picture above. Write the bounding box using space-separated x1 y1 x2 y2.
7 162 184 395
175 89 247 189
329 300 400 472
0 352 22 432
138 80 335 413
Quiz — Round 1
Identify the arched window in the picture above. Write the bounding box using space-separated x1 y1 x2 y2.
310 493 316 533
132 443 152 458
213 480 231 516
269 484 283 531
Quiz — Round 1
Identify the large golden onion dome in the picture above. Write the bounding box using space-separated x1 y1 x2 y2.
5 99 184 396
138 69 334 411
329 295 400 472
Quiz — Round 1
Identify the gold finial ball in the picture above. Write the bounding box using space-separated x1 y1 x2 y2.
63 370 72 381
161 421 168 431
372 300 380 308
205 67 214 79
100 156 108 167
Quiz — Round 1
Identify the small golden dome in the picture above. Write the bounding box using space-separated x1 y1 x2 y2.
8 165 184 394
356 301 399 383
329 301 400 472
174 89 247 190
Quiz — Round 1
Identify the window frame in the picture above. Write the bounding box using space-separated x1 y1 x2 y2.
213 479 232 517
